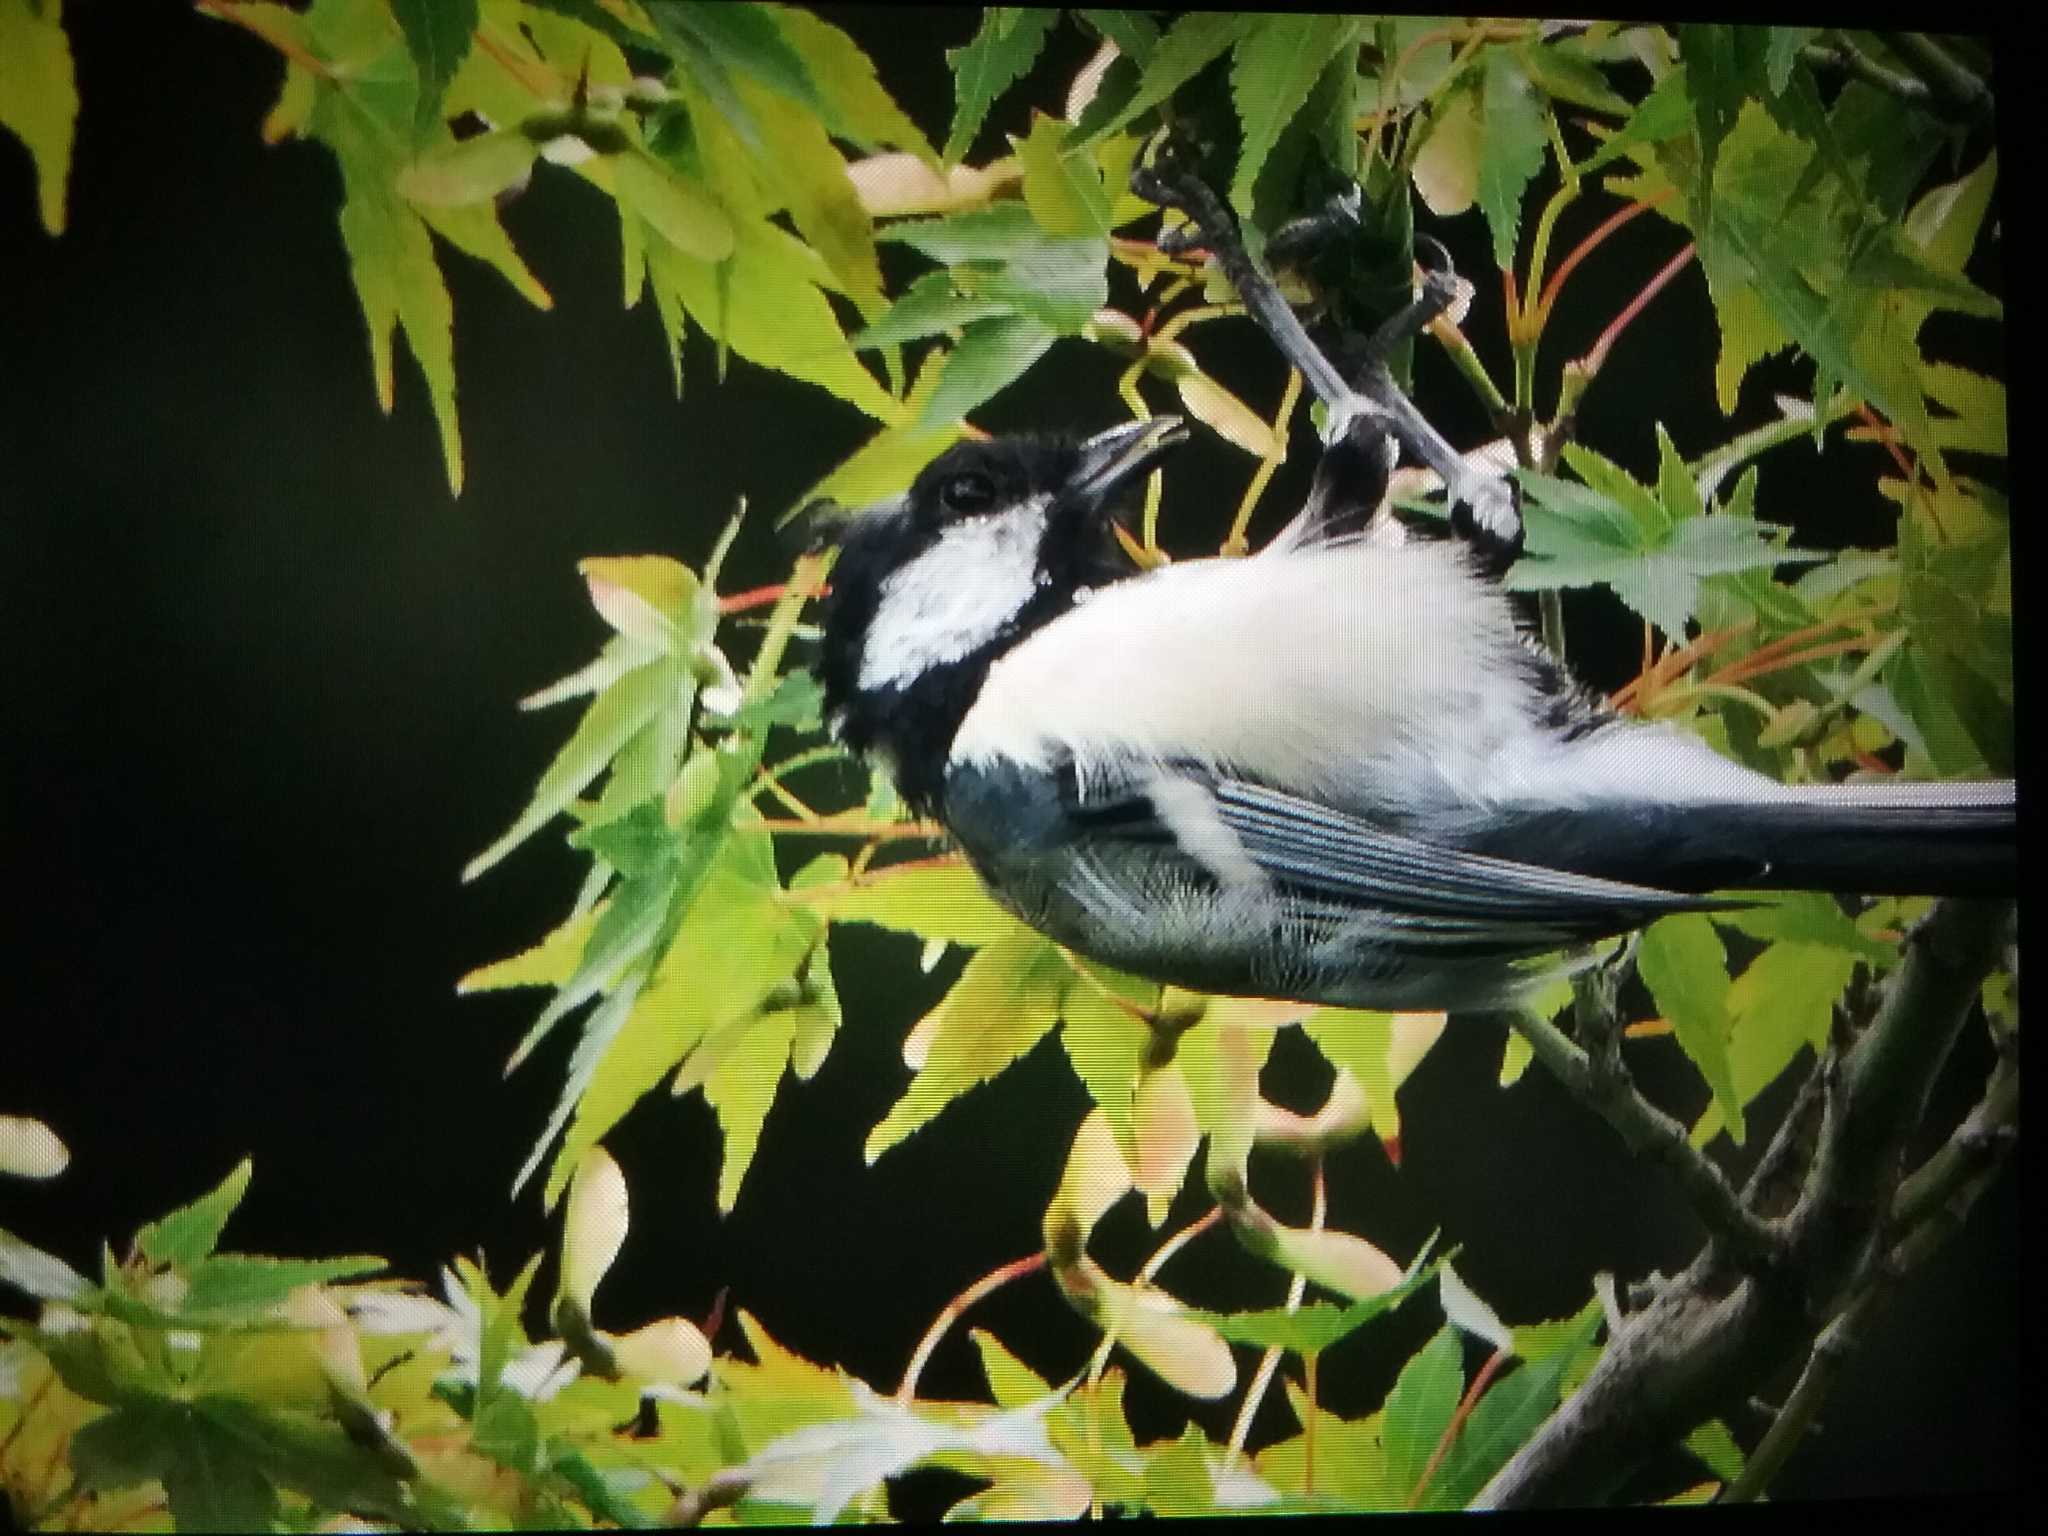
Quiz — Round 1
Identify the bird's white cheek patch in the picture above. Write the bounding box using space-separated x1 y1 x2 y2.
858 501 1048 691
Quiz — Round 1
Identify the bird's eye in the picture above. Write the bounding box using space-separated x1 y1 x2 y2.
939 472 997 515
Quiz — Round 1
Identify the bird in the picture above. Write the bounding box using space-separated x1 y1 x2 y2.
813 412 2016 1014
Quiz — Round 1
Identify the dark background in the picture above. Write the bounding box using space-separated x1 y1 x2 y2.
0 3 2018 1513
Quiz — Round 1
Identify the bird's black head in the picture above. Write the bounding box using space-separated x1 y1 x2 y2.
817 418 1186 808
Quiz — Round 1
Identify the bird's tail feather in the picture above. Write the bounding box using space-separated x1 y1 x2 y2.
1676 779 2016 898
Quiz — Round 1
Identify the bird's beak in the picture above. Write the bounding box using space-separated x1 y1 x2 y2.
1067 416 1188 513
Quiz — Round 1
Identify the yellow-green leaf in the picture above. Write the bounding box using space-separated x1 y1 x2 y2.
732 73 885 314
1017 112 1110 239
865 925 1069 1160
551 830 817 1207
416 201 553 309
0 0 79 234
810 856 1024 948
1690 941 1856 1148
464 658 678 882
613 149 737 261
1637 913 1744 1144
397 130 537 207
459 910 600 993
769 4 934 162
646 214 901 423
703 995 802 1211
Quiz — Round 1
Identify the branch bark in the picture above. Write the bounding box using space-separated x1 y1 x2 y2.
1474 898 2014 1508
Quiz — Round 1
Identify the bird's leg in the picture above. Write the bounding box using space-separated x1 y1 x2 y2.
1130 155 1522 566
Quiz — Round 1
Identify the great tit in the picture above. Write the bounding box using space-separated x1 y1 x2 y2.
816 414 2015 1013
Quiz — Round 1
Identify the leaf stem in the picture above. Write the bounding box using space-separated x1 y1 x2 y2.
195 0 334 78
1223 367 1302 555
1406 1345 1511 1508
895 1251 1048 1404
1535 190 1674 332
1579 242 1695 379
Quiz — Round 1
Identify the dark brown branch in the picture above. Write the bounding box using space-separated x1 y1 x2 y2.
1724 1053 2016 1500
1497 991 1784 1267
1474 898 2013 1508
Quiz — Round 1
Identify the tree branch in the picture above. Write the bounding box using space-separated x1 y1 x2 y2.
1499 988 1784 1267
1723 1052 2016 1500
1474 898 2014 1508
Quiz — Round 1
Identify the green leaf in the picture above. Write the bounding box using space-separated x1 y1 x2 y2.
396 129 535 207
1691 940 1856 1148
1017 113 1113 239
1511 460 1808 642
881 201 1040 262
657 0 822 116
769 5 934 160
160 1401 283 1531
1185 1256 1439 1355
416 198 553 311
714 669 824 733
460 910 599 993
1259 1404 1393 1508
516 974 645 1201
1686 1418 1747 1482
1764 27 1821 94
812 857 1023 948
1476 50 1545 270
554 827 817 1208
1301 1008 1443 1154
1056 976 1153 1145
1695 100 1997 485
919 313 1057 428
613 149 737 261
702 991 804 1211
729 71 885 314
390 0 476 140
1227 15 1361 223
645 213 901 423
181 1254 387 1319
70 1400 180 1493
0 0 78 234
957 236 1108 333
465 657 677 882
1574 59 1690 177
1637 913 1744 1145
970 1327 1056 1417
525 0 661 57
851 270 1014 351
135 1159 254 1268
1421 1305 1601 1509
795 414 962 511
1712 891 1893 964
1077 11 1249 146
1143 1423 1218 1515
1515 36 1631 117
1077 8 1159 67
943 7 1057 164
865 926 1070 1160
1382 1327 1463 1504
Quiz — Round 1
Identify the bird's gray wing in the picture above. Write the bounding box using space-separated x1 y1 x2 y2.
1073 769 1725 950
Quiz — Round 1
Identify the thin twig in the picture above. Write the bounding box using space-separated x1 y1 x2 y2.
1502 1004 1785 1267
1869 32 1993 122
